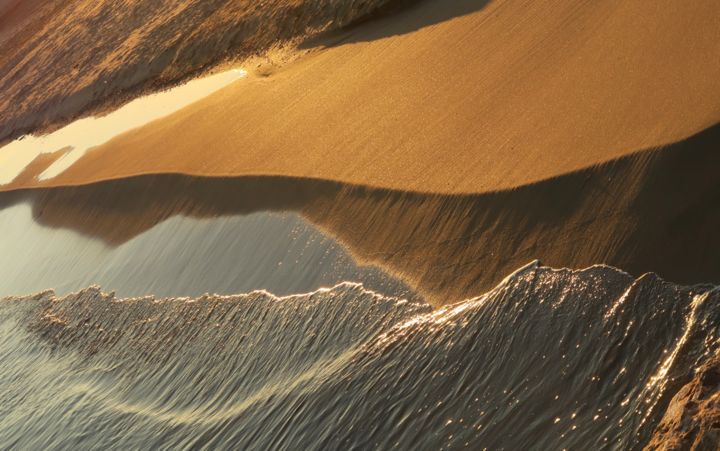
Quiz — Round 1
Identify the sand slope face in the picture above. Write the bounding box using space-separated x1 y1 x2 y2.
0 0 406 143
0 0 46 43
11 0 718 194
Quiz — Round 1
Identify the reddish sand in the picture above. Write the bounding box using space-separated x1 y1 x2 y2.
0 0 45 42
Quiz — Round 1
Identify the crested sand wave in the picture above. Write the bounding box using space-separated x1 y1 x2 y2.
1 123 718 303
2 0 718 194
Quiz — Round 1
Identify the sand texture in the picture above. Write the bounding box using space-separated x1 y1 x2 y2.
0 0 407 144
1 2 719 447
2 123 718 304
0 0 718 296
0 0 717 194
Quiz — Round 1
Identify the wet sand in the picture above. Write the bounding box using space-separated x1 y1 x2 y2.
3 123 718 304
0 201 415 300
1 1 719 448
0 0 717 302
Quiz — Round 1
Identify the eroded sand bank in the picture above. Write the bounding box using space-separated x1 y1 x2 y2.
1 3 719 447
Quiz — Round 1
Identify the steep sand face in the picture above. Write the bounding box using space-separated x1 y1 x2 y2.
1 0 718 296
7 0 717 194
0 0 42 31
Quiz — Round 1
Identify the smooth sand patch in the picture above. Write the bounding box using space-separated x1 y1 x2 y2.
5 0 717 194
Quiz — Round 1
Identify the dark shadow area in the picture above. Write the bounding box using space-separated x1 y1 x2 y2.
1 122 718 304
0 177 418 301
300 0 491 49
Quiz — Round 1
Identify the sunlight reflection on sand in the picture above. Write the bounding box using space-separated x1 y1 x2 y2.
0 68 247 185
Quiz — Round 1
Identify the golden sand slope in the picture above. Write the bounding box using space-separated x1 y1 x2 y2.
8 0 716 194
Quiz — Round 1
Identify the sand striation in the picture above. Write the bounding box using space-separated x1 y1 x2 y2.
0 0 717 304
0 0 411 144
1 1 719 448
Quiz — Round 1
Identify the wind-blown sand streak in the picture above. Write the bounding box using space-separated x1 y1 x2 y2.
1 0 719 448
0 0 421 144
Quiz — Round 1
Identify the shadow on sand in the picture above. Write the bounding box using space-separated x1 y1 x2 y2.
1 123 718 304
301 0 491 49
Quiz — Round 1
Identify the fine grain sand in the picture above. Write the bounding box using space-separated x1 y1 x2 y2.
0 0 414 144
0 0 718 293
2 123 718 304
2 0 718 194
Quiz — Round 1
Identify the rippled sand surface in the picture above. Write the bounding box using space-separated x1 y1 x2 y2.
2 0 718 194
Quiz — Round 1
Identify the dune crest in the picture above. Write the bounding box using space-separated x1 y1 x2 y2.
1 2 719 448
2 123 718 303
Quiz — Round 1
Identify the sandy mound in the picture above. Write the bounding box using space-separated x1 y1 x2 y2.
2 124 718 303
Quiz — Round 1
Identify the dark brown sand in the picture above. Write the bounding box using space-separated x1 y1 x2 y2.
0 0 44 42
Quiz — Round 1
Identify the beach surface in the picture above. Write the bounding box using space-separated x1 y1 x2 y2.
1 1 720 449
1 0 718 194
1 0 718 299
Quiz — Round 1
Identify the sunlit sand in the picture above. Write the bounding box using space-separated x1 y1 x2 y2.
0 68 247 185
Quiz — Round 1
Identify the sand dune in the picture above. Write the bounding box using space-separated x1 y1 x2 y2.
0 0 718 297
1 2 718 447
1 0 716 194
0 0 44 42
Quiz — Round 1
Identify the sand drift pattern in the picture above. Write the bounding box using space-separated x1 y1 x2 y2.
1 263 717 449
